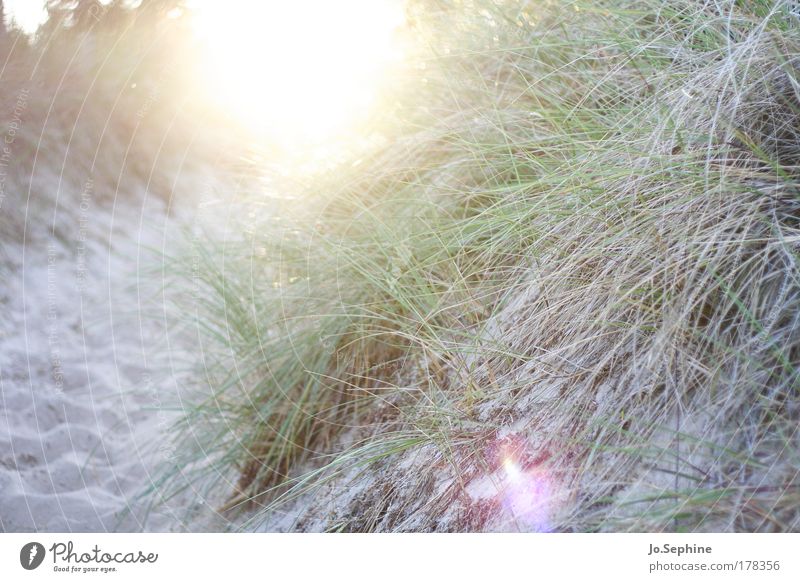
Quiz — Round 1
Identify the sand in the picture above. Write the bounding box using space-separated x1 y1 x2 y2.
0 193 207 532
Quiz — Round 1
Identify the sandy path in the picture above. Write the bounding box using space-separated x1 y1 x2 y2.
0 194 201 532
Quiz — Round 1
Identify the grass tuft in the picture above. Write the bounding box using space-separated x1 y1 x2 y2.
161 0 800 531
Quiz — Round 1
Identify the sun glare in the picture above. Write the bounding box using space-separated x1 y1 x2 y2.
4 0 49 34
188 0 406 149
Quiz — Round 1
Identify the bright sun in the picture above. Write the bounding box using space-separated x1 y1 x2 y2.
188 0 406 148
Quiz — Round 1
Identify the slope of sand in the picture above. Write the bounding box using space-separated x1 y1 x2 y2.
0 193 219 532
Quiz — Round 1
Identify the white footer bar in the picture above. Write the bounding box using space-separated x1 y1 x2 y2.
1 533 797 581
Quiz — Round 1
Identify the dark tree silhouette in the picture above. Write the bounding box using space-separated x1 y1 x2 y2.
40 0 183 37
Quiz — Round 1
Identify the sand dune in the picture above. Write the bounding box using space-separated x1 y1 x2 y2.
0 194 210 532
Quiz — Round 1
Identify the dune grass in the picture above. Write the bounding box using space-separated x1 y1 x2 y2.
159 0 800 531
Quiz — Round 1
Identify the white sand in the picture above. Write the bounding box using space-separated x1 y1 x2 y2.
0 193 208 532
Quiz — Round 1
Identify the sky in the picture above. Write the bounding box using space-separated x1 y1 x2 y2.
4 0 49 33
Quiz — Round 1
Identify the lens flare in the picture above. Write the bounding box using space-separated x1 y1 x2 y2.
499 457 553 532
468 435 559 531
502 456 523 483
